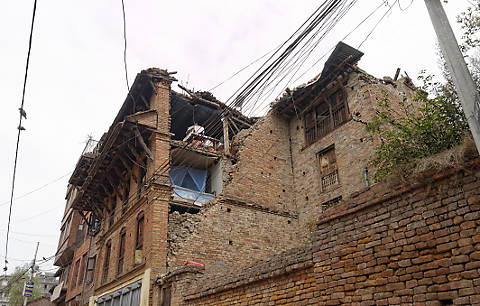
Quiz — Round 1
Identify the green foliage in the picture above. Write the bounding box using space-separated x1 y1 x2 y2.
365 1 480 182
6 265 43 305
365 86 468 182
457 1 480 52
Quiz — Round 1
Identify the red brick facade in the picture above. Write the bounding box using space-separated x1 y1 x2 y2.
54 44 450 306
181 160 480 305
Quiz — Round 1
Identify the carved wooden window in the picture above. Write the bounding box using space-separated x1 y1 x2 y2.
304 89 349 146
109 197 116 229
72 258 80 288
161 285 172 306
102 242 111 284
137 158 147 199
118 229 126 275
318 145 338 190
78 254 87 286
122 182 130 214
136 215 144 251
322 196 342 210
85 256 96 284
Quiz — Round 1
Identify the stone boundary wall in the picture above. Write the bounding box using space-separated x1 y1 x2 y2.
184 160 480 305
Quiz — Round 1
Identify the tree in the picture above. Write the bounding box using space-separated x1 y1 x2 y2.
365 1 479 181
6 265 43 305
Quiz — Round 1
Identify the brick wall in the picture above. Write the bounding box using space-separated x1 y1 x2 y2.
183 159 480 305
27 297 55 306
65 214 90 303
92 78 173 298
221 69 416 235
289 71 416 229
166 197 299 271
223 113 296 213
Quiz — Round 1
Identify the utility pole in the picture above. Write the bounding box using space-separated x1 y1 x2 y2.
23 242 39 306
424 0 480 154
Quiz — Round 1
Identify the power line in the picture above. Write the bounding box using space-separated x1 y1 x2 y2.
246 0 389 117
0 172 72 207
358 0 398 49
207 44 280 92
5 0 38 274
121 0 129 91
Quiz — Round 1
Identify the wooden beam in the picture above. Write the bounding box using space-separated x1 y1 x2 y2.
178 84 221 109
99 183 111 196
127 142 140 161
222 117 230 153
119 153 139 183
106 175 117 192
132 127 154 161
227 116 241 134
112 162 125 180
117 184 126 201
119 154 131 171
230 115 253 128
140 95 150 108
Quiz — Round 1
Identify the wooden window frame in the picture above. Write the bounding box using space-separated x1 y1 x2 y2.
102 242 111 284
317 145 339 191
117 229 126 275
85 256 96 284
78 253 87 286
137 158 147 199
135 215 144 251
304 88 350 147
109 197 116 229
72 258 80 288
122 182 130 214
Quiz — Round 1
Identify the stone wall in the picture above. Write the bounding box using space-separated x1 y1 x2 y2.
183 159 480 305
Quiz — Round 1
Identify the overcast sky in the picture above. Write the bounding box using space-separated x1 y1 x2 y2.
1 0 472 272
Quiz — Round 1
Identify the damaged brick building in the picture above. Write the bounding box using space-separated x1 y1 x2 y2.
52 42 431 305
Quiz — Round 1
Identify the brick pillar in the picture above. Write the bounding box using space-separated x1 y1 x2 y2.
148 79 172 183
145 78 173 283
144 184 171 276
150 80 171 133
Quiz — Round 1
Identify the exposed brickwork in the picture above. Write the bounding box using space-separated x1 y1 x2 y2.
183 160 480 305
27 297 55 306
189 267 316 305
167 197 299 271
54 64 423 306
155 265 205 306
290 71 416 229
91 77 174 300
224 114 296 213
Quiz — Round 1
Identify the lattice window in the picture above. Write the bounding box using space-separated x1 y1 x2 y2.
318 146 339 190
86 256 96 284
118 230 126 275
304 89 349 146
322 196 342 210
102 242 111 284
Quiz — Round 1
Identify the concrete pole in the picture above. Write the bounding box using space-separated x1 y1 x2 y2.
424 0 480 154
23 242 39 306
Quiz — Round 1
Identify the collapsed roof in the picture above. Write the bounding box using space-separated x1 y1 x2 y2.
272 41 364 117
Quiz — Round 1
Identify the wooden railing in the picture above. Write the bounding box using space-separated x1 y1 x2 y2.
305 103 347 146
321 169 338 189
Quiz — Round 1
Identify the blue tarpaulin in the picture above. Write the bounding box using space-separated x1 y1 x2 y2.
169 166 214 204
169 166 207 192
